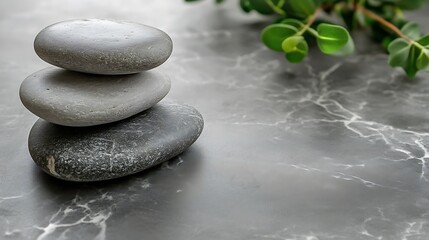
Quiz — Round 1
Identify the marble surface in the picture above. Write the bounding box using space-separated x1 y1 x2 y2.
1 0 429 239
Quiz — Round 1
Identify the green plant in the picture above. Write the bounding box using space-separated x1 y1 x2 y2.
185 0 429 78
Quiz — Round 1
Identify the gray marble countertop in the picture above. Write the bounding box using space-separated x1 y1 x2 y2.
1 1 429 239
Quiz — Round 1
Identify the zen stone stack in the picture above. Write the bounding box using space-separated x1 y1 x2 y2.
19 19 204 182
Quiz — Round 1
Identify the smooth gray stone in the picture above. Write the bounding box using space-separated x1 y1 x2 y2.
20 67 170 127
28 100 204 182
34 19 173 74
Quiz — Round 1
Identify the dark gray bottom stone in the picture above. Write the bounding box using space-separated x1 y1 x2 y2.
28 100 204 182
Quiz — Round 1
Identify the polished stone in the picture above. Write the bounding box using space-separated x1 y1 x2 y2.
1 1 429 240
28 100 204 181
20 67 170 126
34 19 173 74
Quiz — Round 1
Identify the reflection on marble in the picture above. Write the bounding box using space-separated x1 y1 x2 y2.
1 0 429 239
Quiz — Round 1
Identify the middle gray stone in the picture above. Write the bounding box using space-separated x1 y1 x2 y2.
19 67 170 127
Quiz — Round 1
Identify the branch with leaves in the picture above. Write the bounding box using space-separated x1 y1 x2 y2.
185 0 429 78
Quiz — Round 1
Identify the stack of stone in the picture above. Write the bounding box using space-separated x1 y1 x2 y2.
19 19 204 182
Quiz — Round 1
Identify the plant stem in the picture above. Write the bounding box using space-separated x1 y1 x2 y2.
297 7 321 36
355 4 413 43
266 0 286 16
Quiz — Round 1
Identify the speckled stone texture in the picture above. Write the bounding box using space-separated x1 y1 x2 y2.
28 100 204 181
34 19 173 75
19 67 171 127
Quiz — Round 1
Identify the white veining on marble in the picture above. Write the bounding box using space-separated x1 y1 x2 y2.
255 226 344 240
34 193 113 240
0 195 24 202
3 220 22 238
172 41 429 185
1 0 429 239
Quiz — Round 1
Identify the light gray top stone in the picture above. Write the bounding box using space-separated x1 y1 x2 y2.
34 19 173 74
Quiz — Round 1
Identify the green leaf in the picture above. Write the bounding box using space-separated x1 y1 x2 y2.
387 38 410 68
316 23 355 56
240 0 253 12
401 22 421 40
405 45 420 78
261 24 299 51
414 35 429 71
280 18 305 29
368 0 429 10
186 0 429 78
381 5 397 19
388 35 429 77
248 0 281 15
282 36 309 63
417 34 429 47
287 0 317 18
397 0 429 10
416 49 429 71
382 37 395 49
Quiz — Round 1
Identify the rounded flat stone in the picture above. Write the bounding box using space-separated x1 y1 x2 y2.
34 19 173 74
28 100 204 182
20 67 170 126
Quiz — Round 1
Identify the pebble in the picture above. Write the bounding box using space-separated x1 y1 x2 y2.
28 101 204 181
34 19 173 74
20 67 170 126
